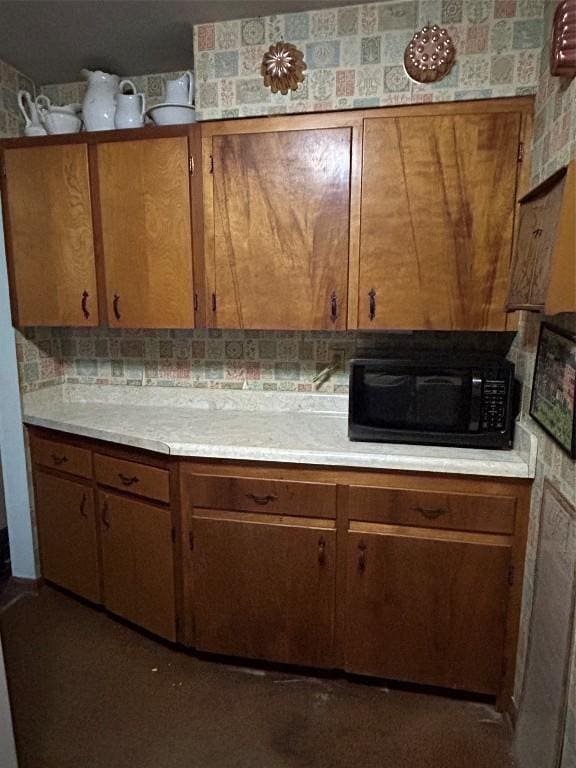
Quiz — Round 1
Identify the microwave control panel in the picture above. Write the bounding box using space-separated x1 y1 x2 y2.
481 379 508 431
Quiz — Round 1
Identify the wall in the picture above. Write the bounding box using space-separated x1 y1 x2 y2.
507 1 576 762
193 0 544 119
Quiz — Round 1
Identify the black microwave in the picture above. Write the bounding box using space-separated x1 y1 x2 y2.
348 357 518 450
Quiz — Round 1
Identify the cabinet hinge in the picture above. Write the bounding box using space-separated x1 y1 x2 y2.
211 293 217 312
188 531 194 552
508 563 515 587
189 156 195 175
517 142 524 162
209 155 214 174
171 527 176 544
193 293 198 312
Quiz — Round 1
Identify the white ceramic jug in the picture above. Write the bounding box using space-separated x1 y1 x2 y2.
164 71 194 105
114 80 146 129
81 70 134 131
35 95 82 134
17 90 47 136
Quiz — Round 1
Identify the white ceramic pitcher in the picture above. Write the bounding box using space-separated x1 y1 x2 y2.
115 79 146 129
17 90 47 136
164 71 194 105
81 70 137 131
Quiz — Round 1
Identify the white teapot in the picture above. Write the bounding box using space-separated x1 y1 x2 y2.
164 71 194 105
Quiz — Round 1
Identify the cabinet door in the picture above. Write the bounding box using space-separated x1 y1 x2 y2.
344 524 511 694
2 145 97 326
99 492 176 640
97 137 194 328
192 512 336 667
211 128 351 330
34 472 100 603
358 111 521 330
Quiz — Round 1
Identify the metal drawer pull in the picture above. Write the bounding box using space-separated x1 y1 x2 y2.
113 293 121 320
81 290 90 319
118 473 140 486
413 506 447 519
368 289 376 321
79 493 88 518
246 493 278 505
101 501 110 529
318 536 326 566
51 454 68 466
357 540 367 573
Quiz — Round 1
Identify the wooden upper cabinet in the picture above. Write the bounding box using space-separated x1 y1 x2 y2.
507 162 575 314
209 126 352 330
357 106 525 330
96 136 194 328
2 144 98 326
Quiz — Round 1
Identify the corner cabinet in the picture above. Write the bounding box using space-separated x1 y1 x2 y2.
1 144 98 326
203 117 354 330
1 126 200 328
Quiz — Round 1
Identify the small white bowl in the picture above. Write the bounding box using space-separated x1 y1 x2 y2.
147 103 196 126
43 110 82 135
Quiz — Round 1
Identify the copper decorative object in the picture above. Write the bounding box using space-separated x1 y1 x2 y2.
261 42 306 95
551 0 576 78
404 24 456 84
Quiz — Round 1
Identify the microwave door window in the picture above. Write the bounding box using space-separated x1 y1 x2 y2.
415 375 470 431
359 373 414 428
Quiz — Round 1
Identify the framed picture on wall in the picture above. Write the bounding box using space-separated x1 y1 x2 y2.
530 323 576 458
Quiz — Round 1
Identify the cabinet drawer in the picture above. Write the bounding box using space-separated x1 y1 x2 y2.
31 436 92 479
189 474 336 519
348 486 516 535
94 454 170 504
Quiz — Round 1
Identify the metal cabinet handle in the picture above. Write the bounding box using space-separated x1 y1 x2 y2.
112 293 121 321
368 289 376 321
101 500 110 529
413 506 447 519
79 493 88 518
318 536 326 566
330 291 338 323
81 290 90 319
51 454 68 466
118 473 139 487
357 540 367 573
246 493 278 506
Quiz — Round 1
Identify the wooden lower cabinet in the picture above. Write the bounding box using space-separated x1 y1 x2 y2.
191 511 336 667
34 472 100 603
343 524 512 694
99 491 176 641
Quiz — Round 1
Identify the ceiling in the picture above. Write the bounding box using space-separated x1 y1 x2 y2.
0 0 359 85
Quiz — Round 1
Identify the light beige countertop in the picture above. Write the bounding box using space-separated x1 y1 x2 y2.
22 384 537 479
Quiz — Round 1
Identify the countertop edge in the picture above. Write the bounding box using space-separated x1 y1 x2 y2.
23 413 534 479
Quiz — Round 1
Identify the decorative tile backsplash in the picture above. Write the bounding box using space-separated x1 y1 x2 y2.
193 0 544 119
0 58 35 138
15 326 514 395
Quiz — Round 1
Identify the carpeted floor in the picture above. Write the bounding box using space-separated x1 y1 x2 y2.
0 586 516 768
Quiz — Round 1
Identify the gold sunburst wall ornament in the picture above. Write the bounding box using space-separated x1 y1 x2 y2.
261 42 306 95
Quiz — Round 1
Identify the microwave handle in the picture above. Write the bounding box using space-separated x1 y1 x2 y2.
469 373 483 432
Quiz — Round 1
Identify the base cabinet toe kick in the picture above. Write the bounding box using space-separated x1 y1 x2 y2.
28 427 531 709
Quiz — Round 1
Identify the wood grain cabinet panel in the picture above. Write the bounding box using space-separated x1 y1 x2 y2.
96 137 194 328
343 524 512 694
31 435 93 480
2 144 97 326
94 454 170 503
358 111 522 330
211 127 351 330
191 512 336 667
99 492 176 641
34 472 100 603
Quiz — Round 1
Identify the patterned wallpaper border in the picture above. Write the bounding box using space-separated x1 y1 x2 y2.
193 0 544 119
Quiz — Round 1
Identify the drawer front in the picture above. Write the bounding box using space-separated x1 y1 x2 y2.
31 436 92 479
189 474 336 519
94 454 170 504
348 486 516 534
